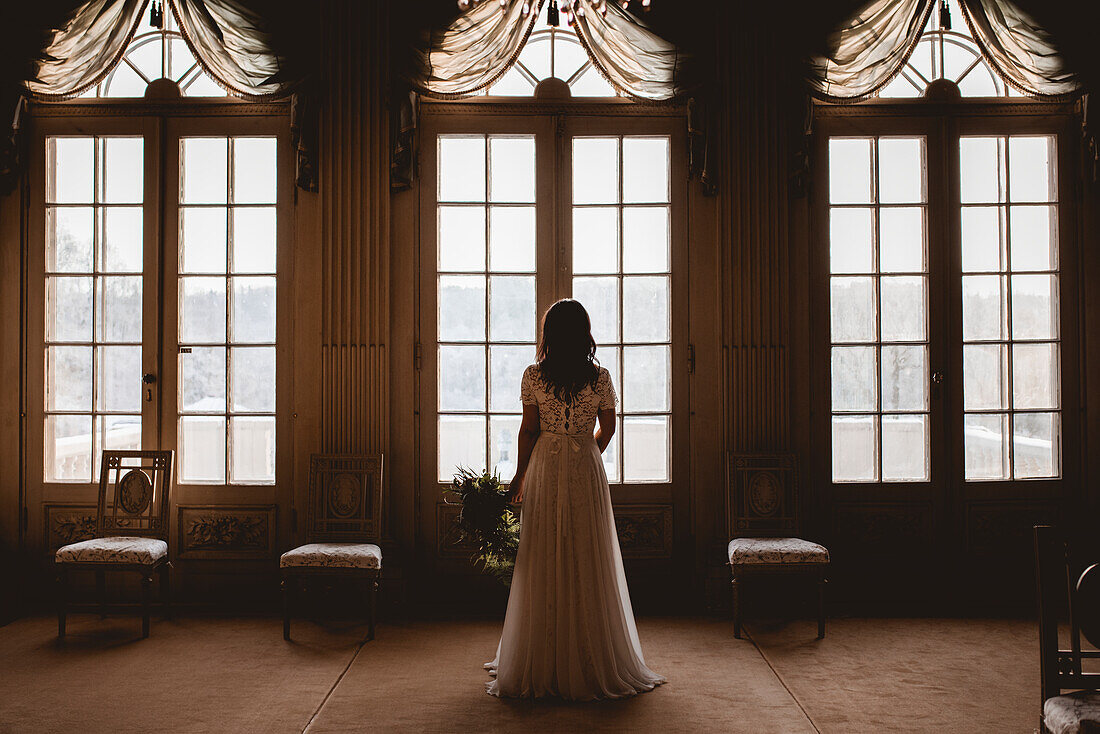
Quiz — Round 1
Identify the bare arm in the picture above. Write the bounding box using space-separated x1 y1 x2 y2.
508 403 541 503
595 408 616 453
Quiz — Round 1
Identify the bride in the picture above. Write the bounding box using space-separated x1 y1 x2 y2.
485 299 666 700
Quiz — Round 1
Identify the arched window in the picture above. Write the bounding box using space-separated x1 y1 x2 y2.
879 0 1020 98
483 10 617 96
79 3 227 98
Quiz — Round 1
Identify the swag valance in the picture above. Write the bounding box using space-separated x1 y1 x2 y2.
809 0 1083 102
24 0 295 100
411 0 689 101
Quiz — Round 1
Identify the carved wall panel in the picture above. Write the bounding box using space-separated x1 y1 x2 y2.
966 501 1059 562
831 502 934 555
177 505 277 560
44 504 96 554
614 505 674 559
436 503 478 559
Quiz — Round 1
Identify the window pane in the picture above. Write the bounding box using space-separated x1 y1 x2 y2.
47 346 92 411
877 138 924 204
439 137 485 203
880 276 926 342
601 429 621 483
1010 274 1057 340
1013 412 1057 478
99 276 142 342
965 413 1009 480
103 137 143 204
180 277 227 343
181 138 228 204
831 346 877 412
830 277 875 342
490 276 536 342
180 415 226 482
1009 205 1056 271
489 137 535 203
232 208 277 273
622 276 669 343
46 414 92 482
963 344 1008 410
47 277 93 342
622 138 669 204
231 346 276 413
573 277 618 345
48 207 94 273
180 346 226 413
881 345 927 412
829 139 872 204
439 345 486 411
882 414 928 481
489 206 535 272
832 415 877 481
100 414 141 455
960 137 1004 204
622 207 670 273
490 414 522 479
573 138 618 205
830 208 874 274
961 206 1004 272
50 138 94 203
623 415 668 482
231 276 276 343
879 207 923 273
232 138 277 204
104 207 143 273
490 345 533 412
1012 343 1059 410
962 275 1006 341
623 345 669 412
439 275 486 342
181 207 228 273
99 345 141 413
1008 137 1054 203
573 207 618 274
439 414 487 480
438 207 486 271
103 62 150 97
230 416 275 483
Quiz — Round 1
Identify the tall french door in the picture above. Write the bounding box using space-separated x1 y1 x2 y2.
418 110 689 584
813 109 1080 599
25 111 293 574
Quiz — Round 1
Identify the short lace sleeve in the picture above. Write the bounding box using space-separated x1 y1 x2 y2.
596 367 617 410
520 364 539 406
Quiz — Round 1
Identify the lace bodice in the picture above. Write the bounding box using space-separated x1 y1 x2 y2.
520 364 616 436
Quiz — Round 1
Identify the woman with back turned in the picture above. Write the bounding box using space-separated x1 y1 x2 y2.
485 299 666 700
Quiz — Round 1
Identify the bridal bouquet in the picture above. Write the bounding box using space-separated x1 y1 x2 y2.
444 467 520 586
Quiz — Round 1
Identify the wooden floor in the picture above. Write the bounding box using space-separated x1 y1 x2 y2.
0 613 1043 733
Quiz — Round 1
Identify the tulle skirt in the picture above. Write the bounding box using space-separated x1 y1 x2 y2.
485 431 666 700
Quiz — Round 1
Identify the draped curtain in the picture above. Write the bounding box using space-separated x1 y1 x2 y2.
808 0 1083 102
25 0 295 100
411 0 687 101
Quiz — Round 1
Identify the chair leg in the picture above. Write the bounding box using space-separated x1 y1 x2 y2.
818 573 827 640
57 566 68 639
141 573 153 639
367 578 378 641
731 574 742 639
96 569 107 619
282 575 291 641
160 564 172 620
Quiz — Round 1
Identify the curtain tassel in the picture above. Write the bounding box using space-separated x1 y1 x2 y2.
939 0 951 31
150 0 163 29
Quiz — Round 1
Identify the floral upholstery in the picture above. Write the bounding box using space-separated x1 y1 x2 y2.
280 543 382 570
1044 692 1100 734
55 536 168 565
728 537 830 565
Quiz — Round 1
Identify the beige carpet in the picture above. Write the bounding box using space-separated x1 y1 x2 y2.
0 614 1044 733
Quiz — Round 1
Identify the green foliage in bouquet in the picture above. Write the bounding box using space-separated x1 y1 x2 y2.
443 467 520 586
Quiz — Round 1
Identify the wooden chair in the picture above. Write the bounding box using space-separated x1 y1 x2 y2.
281 454 383 641
727 453 829 639
1034 525 1100 734
56 450 174 639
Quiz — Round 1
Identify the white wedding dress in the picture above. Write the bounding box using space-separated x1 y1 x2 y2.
485 364 666 700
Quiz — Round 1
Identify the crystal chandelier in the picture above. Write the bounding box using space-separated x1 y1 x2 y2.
456 0 652 22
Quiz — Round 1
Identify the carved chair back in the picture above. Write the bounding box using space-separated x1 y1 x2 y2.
1034 525 1100 704
727 453 800 539
306 454 384 543
96 450 174 539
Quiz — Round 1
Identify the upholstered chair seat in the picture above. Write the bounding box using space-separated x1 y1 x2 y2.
56 537 168 566
280 543 382 570
728 537 830 566
1043 692 1100 734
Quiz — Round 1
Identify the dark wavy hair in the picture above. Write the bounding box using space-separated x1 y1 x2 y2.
537 299 600 403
